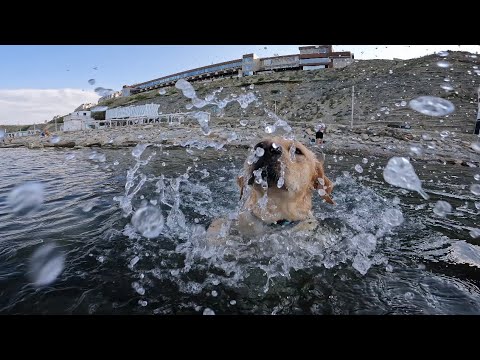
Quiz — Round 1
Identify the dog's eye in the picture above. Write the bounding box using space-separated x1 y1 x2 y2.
294 148 303 155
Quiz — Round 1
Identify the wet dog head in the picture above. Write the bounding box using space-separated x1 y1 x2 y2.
237 136 334 223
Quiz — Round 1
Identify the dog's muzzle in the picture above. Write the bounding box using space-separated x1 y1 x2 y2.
248 141 282 186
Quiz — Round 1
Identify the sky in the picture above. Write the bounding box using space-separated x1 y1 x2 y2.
0 45 479 125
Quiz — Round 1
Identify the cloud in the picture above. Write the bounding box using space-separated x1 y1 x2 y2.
0 88 100 125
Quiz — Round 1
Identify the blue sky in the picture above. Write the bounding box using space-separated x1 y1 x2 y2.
0 45 479 125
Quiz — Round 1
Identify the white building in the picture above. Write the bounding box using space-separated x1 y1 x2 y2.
106 104 160 120
63 110 96 132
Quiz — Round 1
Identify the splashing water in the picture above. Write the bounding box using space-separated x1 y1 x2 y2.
255 147 265 157
265 125 276 134
7 182 44 216
471 184 480 195
94 87 115 97
27 243 65 287
113 146 157 217
175 79 197 99
191 111 211 135
409 96 455 117
355 164 364 173
436 61 451 68
89 151 106 163
132 143 150 159
383 157 429 199
440 131 450 138
203 308 215 315
131 205 165 239
383 208 404 227
50 135 61 144
471 142 480 153
433 200 452 217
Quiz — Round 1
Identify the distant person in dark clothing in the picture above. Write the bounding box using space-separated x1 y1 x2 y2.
315 123 326 145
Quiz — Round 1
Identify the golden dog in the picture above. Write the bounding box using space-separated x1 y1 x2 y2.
207 136 335 243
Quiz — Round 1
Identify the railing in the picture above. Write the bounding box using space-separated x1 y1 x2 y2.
4 129 41 138
65 112 208 131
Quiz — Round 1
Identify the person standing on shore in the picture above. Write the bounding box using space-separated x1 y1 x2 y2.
315 123 326 145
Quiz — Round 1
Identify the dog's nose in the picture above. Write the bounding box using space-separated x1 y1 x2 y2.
254 141 282 156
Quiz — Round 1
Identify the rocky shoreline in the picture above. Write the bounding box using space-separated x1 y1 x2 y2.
2 120 480 167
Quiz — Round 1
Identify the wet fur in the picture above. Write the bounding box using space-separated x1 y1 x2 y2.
207 136 335 243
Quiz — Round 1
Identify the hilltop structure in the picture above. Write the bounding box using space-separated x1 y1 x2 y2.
109 45 354 100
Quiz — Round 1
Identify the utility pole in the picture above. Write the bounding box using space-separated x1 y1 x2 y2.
475 87 480 135
351 85 354 130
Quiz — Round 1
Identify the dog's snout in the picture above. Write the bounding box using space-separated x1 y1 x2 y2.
254 141 282 156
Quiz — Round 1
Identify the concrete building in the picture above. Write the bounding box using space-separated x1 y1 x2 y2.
63 110 96 132
117 45 354 98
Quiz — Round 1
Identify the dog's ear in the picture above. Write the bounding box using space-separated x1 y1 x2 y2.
237 175 245 200
312 160 335 205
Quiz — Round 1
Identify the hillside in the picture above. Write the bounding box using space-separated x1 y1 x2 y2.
98 51 480 133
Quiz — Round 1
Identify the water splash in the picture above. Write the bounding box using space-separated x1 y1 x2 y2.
409 96 455 117
471 184 480 195
131 206 165 238
436 61 451 68
383 157 429 199
441 84 454 91
89 151 106 163
94 87 115 97
50 135 61 144
113 146 157 217
7 182 44 216
203 308 215 315
433 200 452 217
191 111 211 135
27 243 65 287
471 142 480 153
132 143 150 159
175 79 197 99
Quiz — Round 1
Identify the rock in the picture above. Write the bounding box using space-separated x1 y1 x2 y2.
361 133 369 141
53 141 76 148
